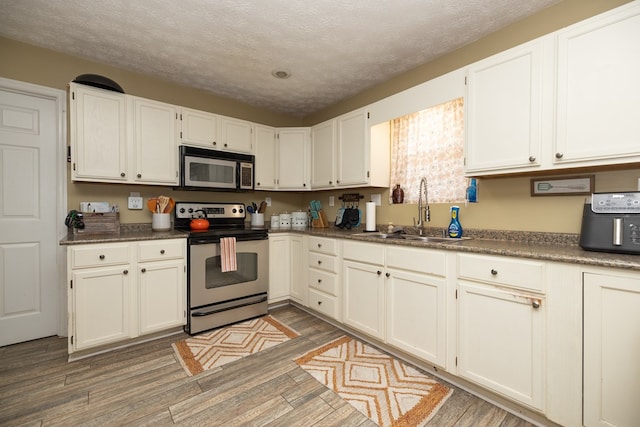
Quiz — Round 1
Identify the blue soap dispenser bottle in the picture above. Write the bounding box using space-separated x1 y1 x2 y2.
466 178 478 203
448 206 463 238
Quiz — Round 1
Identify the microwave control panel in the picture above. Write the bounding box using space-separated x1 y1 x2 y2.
591 192 640 213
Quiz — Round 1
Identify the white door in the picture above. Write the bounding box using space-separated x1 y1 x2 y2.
0 81 63 346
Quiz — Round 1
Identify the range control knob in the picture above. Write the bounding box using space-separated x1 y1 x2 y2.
179 208 185 214
232 208 237 213
188 208 194 214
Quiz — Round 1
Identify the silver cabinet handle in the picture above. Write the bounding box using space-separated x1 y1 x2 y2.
555 152 564 159
532 300 540 309
528 156 536 162
137 173 142 178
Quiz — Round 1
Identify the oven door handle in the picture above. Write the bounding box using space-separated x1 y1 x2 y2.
191 295 268 317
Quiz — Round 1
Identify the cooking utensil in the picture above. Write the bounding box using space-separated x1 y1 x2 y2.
258 201 267 213
247 205 255 214
190 209 210 231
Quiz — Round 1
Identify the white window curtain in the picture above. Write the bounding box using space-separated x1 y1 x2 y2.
389 97 466 204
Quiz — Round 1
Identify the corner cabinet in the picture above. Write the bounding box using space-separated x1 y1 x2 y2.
583 269 640 427
310 108 389 190
276 128 310 190
268 234 307 305
67 239 186 354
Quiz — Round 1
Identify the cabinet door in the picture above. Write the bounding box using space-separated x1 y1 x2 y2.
268 236 290 303
386 269 446 368
465 38 548 174
343 260 385 340
220 116 253 154
337 108 369 186
254 124 276 190
180 107 219 148
310 119 336 189
131 97 179 184
71 83 127 181
289 235 306 304
277 128 309 190
555 3 640 165
458 282 544 410
138 259 185 334
72 266 132 350
584 272 640 427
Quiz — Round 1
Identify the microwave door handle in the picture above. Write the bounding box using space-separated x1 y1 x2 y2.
613 217 623 246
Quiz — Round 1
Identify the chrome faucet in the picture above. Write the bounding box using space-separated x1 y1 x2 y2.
416 177 430 234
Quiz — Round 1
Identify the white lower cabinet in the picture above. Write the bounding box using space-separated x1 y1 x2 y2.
457 254 545 411
343 259 385 340
583 270 640 427
307 236 340 320
67 239 186 354
269 234 306 305
72 265 133 350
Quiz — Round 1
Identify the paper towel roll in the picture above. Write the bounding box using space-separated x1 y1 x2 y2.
365 201 376 231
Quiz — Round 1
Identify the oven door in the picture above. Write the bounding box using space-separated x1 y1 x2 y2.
189 238 268 307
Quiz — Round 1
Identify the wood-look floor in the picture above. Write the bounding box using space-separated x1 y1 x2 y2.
0 305 535 427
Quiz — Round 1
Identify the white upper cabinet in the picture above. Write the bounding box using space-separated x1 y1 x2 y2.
554 1 640 166
310 119 336 189
276 128 310 190
465 2 640 176
129 96 179 185
254 124 277 190
70 83 178 185
219 116 253 154
337 108 369 186
465 37 552 174
179 108 253 154
71 83 127 182
179 107 220 149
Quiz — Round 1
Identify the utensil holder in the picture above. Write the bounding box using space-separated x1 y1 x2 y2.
250 213 264 227
152 213 171 231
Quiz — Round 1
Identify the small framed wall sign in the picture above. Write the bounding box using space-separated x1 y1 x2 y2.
530 175 594 196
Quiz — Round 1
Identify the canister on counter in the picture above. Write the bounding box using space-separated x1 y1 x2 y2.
270 215 280 230
279 213 291 230
291 211 308 229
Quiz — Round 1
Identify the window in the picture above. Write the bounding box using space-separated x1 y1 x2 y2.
389 97 466 204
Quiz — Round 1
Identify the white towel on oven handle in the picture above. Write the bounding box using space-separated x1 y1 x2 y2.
220 237 237 272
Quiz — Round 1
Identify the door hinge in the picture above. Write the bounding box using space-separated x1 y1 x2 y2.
72 91 75 100
367 112 370 119
73 163 76 171
71 335 74 345
367 171 370 178
184 310 187 319
70 280 73 289
464 76 467 85
455 356 458 366
180 131 183 139
455 289 458 299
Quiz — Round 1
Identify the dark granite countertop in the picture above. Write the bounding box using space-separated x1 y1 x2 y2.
271 225 640 271
60 222 640 271
59 224 188 245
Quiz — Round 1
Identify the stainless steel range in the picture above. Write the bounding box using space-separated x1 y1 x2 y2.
174 201 268 334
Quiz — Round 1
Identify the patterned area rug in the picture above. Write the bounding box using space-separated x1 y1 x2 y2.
295 336 453 427
172 315 299 376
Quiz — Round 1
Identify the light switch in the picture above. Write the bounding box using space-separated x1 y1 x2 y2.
329 196 335 207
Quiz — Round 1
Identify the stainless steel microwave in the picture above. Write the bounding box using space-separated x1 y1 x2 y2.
179 145 254 191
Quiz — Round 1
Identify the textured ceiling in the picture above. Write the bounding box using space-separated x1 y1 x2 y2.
0 0 560 117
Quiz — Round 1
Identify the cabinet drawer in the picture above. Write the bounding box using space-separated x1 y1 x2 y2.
308 252 337 273
70 243 130 269
343 241 385 265
308 236 338 255
387 246 446 276
458 253 545 293
138 239 185 262
308 289 339 320
308 269 338 296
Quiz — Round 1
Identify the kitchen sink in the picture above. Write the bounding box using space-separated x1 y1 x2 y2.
350 232 471 243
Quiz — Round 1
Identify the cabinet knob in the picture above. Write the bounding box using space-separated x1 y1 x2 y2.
528 156 536 162
317 260 322 265
555 152 564 159
317 243 322 248
213 141 217 146
137 173 142 178
120 172 126 177
224 143 228 147
532 300 541 309
329 181 332 185
257 182 261 186
303 183 306 187
377 270 382 275
317 279 322 283
99 254 105 260
141 268 146 273
317 300 322 305
160 249 165 255
123 269 128 275
490 269 498 275
336 180 340 184
385 272 390 278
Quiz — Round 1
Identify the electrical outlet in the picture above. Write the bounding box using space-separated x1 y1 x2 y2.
371 194 382 206
265 197 272 207
128 196 143 210
329 196 335 206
